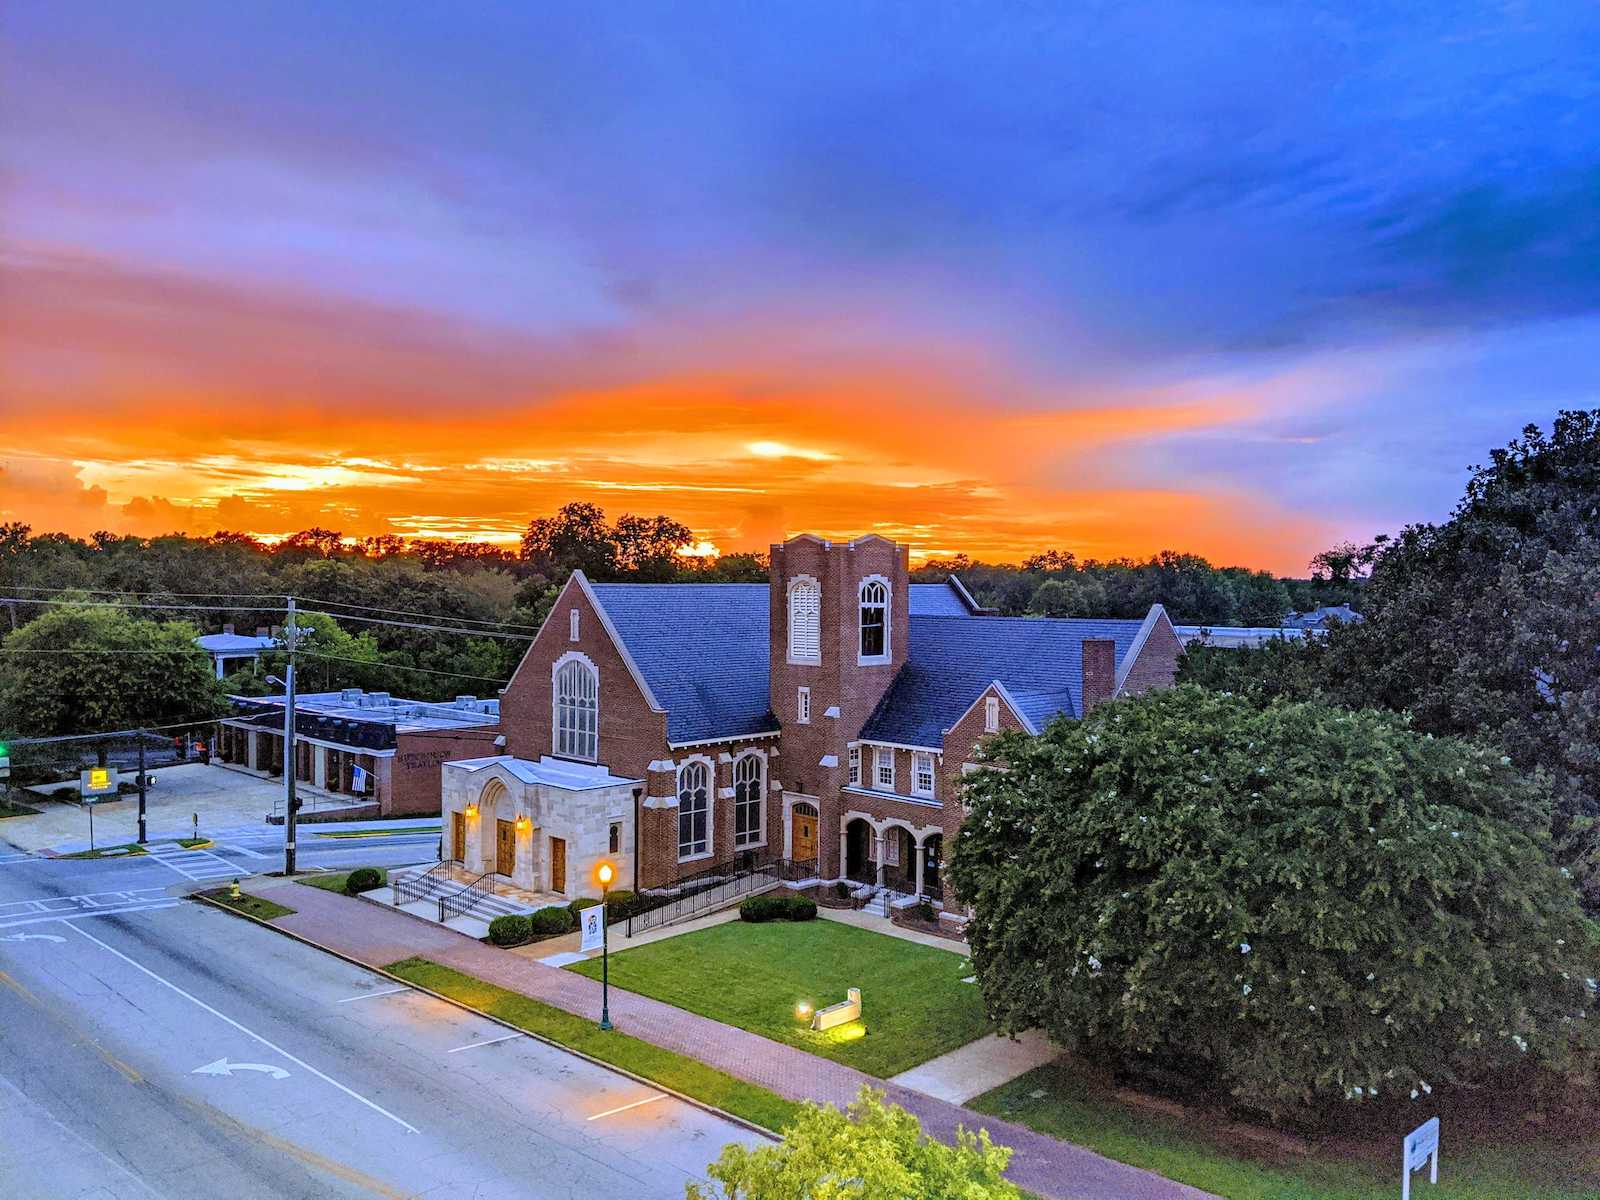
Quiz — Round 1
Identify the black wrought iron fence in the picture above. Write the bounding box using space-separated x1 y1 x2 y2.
625 850 817 936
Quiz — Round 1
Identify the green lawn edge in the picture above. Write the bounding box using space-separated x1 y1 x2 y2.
294 869 386 893
200 888 295 920
59 842 148 859
385 956 802 1134
970 1064 1596 1200
565 918 989 1077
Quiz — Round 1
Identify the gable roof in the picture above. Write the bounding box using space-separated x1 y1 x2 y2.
859 613 1152 747
908 578 991 617
588 583 777 744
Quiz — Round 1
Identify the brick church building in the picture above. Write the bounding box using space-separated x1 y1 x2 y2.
438 533 1181 914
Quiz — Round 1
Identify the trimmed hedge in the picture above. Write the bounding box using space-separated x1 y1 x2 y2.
739 894 818 923
567 897 601 921
604 889 646 920
529 905 575 936
488 914 531 946
344 867 383 894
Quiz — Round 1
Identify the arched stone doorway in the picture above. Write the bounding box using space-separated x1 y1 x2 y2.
844 818 874 884
477 778 513 876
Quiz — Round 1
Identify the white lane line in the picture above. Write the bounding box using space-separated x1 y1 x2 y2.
0 902 179 929
445 1032 523 1054
63 921 420 1135
336 987 410 1004
586 1094 666 1121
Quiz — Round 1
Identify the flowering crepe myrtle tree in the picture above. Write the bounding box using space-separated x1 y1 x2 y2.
949 685 1600 1117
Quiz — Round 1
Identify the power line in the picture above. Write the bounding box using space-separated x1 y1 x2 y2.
0 596 281 614
296 608 534 642
2 585 285 600
0 648 216 655
297 648 511 685
289 594 542 632
7 717 228 745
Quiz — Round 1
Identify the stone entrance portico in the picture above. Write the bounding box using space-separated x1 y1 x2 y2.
441 755 640 900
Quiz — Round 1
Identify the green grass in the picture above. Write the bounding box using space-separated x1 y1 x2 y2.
386 957 801 1132
200 888 296 920
312 826 439 839
294 868 387 893
175 837 213 849
59 842 148 859
566 918 989 1077
971 1063 1599 1200
0 797 41 818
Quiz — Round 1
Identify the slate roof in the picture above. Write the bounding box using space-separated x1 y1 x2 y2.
859 614 1150 747
589 583 778 744
909 582 978 617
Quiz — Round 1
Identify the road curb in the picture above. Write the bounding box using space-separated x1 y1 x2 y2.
190 888 784 1144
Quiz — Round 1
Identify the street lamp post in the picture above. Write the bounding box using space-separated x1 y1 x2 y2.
597 860 615 1031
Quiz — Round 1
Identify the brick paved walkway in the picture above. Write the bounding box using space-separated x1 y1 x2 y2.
257 879 1215 1200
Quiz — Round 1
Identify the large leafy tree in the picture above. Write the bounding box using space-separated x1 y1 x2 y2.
950 686 1599 1117
1183 411 1600 901
0 602 228 737
687 1089 1021 1200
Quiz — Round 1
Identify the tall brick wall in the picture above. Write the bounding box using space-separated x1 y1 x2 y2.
389 725 501 816
1082 638 1116 713
1119 611 1183 697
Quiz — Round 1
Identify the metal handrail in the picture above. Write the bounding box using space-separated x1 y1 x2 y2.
394 858 461 906
626 852 816 936
437 870 497 922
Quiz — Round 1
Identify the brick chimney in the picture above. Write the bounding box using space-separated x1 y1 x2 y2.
1081 639 1116 714
222 623 235 636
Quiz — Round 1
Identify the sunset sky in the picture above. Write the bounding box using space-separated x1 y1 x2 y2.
4 4 1599 573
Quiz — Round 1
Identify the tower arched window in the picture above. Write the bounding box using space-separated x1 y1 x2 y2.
733 754 764 848
553 657 598 761
788 577 821 664
859 577 889 661
677 760 711 859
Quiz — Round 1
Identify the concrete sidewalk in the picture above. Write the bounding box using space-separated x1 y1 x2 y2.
891 1027 1060 1103
251 877 1214 1200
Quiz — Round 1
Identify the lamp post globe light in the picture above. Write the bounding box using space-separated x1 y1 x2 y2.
595 860 615 1031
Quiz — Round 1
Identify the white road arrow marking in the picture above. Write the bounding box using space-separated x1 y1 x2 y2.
0 932 66 943
192 1058 290 1080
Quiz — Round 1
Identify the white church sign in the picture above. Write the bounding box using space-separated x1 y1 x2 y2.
1401 1117 1439 1200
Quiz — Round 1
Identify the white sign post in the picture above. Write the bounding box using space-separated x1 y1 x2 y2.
1402 1117 1439 1200
579 905 606 954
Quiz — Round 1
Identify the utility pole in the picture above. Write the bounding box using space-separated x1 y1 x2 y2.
282 596 299 875
136 730 147 845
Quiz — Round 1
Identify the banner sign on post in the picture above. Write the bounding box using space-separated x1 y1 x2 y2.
579 905 606 953
1402 1117 1439 1200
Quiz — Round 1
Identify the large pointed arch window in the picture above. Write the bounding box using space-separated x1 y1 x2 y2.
733 753 764 848
553 656 598 761
677 760 711 859
859 577 889 661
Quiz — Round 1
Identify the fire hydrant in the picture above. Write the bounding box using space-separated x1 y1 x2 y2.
229 879 241 901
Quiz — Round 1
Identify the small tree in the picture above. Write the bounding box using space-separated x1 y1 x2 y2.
688 1089 1020 1200
950 686 1600 1117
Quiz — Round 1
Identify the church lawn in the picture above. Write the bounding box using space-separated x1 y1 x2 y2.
566 918 989 1078
971 1062 1600 1200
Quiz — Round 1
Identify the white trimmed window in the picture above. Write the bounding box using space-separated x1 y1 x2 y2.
858 577 889 661
913 751 936 799
554 657 598 761
677 760 710 859
797 686 811 724
569 608 580 641
788 577 821 663
848 745 861 786
874 746 895 791
984 695 1000 733
733 754 764 848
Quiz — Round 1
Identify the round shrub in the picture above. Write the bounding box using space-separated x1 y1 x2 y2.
568 896 601 918
528 905 575 936
952 685 1600 1117
740 894 816 922
604 889 641 919
788 896 818 921
488 914 531 946
344 867 383 894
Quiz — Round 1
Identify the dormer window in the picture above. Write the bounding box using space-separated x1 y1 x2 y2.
858 577 888 662
788 576 821 664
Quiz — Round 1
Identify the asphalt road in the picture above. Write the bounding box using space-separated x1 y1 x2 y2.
0 850 763 1198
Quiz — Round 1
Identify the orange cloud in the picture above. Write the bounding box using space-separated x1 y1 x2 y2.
0 245 1343 572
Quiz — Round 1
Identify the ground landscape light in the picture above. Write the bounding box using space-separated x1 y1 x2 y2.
796 1002 811 1019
